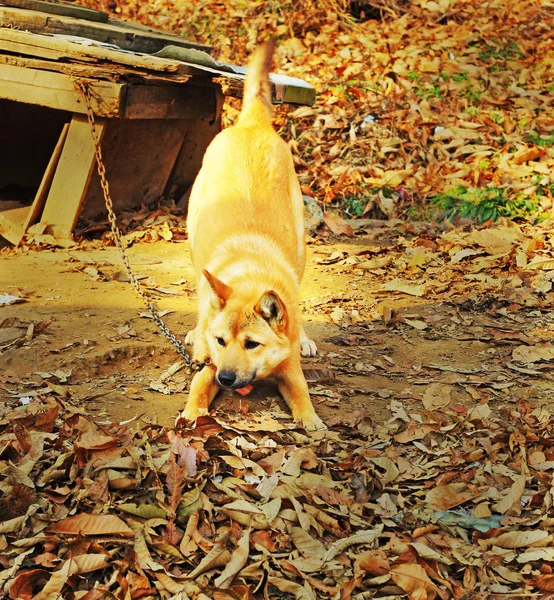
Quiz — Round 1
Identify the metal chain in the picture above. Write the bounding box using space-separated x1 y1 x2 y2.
75 80 193 366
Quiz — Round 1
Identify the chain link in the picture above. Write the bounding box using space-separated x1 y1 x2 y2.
75 80 193 366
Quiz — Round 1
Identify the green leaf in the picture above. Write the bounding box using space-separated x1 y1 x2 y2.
118 503 167 519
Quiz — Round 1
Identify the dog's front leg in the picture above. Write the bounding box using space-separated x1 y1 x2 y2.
277 359 326 431
180 364 219 420
186 319 210 366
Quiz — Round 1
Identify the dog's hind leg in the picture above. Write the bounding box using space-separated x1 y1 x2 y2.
299 326 317 358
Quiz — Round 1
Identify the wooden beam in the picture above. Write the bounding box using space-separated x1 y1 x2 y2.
0 6 210 54
0 27 185 73
0 53 190 86
40 114 105 239
0 62 214 119
0 62 123 117
3 0 109 23
213 73 316 106
123 84 216 120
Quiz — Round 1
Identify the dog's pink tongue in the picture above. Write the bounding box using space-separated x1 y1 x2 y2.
236 385 253 396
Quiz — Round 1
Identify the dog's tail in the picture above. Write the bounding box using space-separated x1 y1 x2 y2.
238 40 275 126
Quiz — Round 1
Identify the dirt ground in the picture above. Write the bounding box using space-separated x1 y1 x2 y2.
1 226 553 429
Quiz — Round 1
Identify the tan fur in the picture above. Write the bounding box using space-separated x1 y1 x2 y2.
181 41 324 430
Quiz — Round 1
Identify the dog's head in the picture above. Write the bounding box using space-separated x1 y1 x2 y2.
202 269 292 389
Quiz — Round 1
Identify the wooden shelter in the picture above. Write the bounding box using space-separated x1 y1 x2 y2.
0 0 315 244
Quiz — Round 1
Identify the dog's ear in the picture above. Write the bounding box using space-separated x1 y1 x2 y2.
255 291 287 331
203 269 232 308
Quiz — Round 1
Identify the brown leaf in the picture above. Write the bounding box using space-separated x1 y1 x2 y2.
355 550 390 576
8 569 51 600
323 212 355 237
422 383 452 410
390 563 436 600
425 483 479 510
47 514 134 536
214 528 250 589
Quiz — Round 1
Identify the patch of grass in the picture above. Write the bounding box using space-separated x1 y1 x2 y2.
341 195 367 217
416 83 442 99
479 40 522 61
431 185 540 224
461 81 483 103
452 72 469 82
528 131 554 147
406 203 441 222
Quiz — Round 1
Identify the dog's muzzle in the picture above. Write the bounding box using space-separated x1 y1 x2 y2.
216 370 254 389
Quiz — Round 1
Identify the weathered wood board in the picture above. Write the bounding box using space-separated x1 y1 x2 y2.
0 6 210 54
81 119 190 219
0 62 123 116
41 114 106 239
3 0 109 23
0 27 184 73
0 61 216 119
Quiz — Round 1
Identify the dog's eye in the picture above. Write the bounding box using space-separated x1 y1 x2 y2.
216 337 226 347
244 340 260 350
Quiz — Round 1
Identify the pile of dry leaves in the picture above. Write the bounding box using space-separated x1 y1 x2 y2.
0 390 553 599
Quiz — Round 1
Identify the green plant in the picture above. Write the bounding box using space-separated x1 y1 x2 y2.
479 40 522 61
461 82 483 103
431 185 539 224
528 131 554 147
341 195 366 217
407 72 421 81
416 83 442 98
452 72 469 82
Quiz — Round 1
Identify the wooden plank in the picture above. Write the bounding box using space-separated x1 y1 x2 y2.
41 114 106 239
213 73 316 106
24 122 70 230
0 60 215 120
0 6 210 54
0 27 185 73
0 205 30 244
0 121 69 244
3 0 109 23
171 107 223 209
0 53 190 86
0 62 123 116
81 119 189 219
123 83 216 119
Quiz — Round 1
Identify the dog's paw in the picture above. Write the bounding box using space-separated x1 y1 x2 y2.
184 328 196 346
300 338 318 358
176 406 208 426
298 413 327 432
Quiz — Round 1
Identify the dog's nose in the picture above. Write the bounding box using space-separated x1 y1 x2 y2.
217 370 237 387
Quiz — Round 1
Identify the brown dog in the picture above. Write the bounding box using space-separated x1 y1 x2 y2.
180 41 325 430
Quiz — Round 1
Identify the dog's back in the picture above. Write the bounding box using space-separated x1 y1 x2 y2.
186 41 306 286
